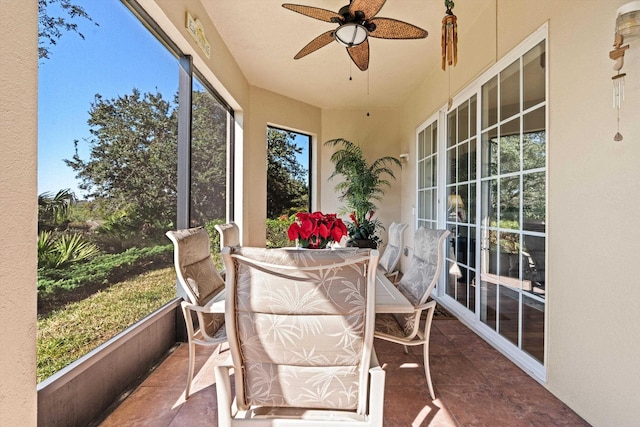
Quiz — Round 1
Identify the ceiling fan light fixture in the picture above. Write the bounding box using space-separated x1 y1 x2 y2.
335 23 368 47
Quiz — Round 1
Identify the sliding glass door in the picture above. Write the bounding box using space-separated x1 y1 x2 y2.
426 28 547 371
478 39 546 364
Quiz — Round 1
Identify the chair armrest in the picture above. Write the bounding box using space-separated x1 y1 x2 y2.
181 289 226 314
181 300 225 314
414 299 437 312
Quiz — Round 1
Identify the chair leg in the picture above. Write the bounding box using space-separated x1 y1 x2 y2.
423 341 435 400
185 341 196 399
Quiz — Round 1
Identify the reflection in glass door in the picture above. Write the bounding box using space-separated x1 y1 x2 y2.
445 96 477 313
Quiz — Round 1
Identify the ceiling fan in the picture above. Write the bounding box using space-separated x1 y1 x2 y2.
282 0 428 71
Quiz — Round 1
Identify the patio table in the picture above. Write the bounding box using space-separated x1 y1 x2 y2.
204 268 413 314
374 269 413 313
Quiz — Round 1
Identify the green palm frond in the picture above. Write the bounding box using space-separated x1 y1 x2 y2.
37 231 100 269
38 188 77 227
324 138 401 238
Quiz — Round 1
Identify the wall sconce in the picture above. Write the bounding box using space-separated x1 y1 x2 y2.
399 153 409 163
610 1 640 141
616 2 640 42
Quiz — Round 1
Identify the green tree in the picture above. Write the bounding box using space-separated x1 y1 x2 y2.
190 91 229 225
64 89 230 235
266 128 308 218
65 89 178 232
38 0 97 60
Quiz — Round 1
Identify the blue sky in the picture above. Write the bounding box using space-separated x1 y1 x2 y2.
39 0 309 199
38 1 177 197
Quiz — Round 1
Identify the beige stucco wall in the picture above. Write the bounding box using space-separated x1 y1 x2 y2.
546 2 640 425
0 1 38 426
246 87 322 246
141 0 249 110
399 1 640 425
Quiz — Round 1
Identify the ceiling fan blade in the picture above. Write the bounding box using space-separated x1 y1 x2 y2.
347 39 369 71
294 30 335 59
368 17 428 39
282 4 342 23
349 0 387 20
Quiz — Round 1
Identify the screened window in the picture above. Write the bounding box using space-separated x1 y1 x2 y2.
190 77 232 228
36 0 234 382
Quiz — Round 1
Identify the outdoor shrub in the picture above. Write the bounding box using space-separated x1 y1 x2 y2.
92 209 171 252
203 218 226 254
38 244 173 301
38 231 101 269
266 217 293 248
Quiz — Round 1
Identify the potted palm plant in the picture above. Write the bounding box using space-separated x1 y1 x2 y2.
324 138 402 248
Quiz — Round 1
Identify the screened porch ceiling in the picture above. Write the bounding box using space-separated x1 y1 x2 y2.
203 0 494 110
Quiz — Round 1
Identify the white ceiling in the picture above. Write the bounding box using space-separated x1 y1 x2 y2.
203 0 485 110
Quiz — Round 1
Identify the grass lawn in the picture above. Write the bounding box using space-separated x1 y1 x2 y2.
37 266 176 383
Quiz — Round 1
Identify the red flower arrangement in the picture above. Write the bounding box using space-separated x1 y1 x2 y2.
287 211 348 249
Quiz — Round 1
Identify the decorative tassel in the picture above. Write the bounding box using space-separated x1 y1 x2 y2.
441 0 458 70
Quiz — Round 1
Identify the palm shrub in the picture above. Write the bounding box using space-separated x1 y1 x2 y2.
324 138 401 243
38 231 101 269
38 188 76 231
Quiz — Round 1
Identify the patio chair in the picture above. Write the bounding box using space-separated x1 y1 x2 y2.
374 227 450 400
166 227 227 399
215 222 240 278
377 222 408 283
214 222 240 249
215 247 385 426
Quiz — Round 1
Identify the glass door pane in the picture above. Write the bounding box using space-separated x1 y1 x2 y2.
479 40 546 364
417 121 438 230
445 95 477 313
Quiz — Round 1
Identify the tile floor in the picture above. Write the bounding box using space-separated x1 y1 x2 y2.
98 316 589 426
